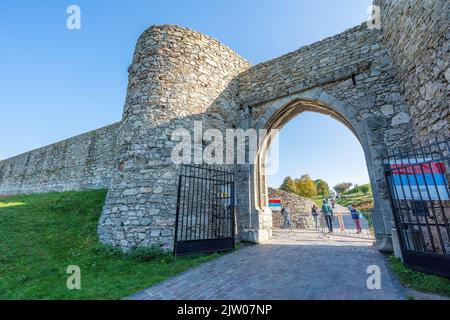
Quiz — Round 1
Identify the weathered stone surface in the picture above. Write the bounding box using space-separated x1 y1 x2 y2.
445 68 450 82
381 104 394 116
421 82 440 101
0 123 120 196
97 25 251 250
375 0 450 142
391 112 411 126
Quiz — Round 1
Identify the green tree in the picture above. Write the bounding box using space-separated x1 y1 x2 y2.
295 174 317 198
280 176 297 194
334 182 353 195
360 184 370 195
315 179 330 197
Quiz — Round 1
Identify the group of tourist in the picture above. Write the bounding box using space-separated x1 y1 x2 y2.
280 199 363 234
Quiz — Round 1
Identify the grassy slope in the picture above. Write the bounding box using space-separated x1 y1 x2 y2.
312 195 330 207
389 257 450 297
338 192 373 208
0 190 221 300
336 187 374 229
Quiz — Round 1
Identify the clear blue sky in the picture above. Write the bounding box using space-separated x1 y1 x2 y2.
266 112 370 189
0 0 373 187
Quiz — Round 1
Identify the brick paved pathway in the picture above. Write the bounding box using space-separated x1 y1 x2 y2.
129 230 405 300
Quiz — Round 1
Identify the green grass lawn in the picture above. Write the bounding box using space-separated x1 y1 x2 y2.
0 190 223 300
388 256 450 297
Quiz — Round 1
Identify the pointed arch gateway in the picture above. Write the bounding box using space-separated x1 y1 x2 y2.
236 88 394 252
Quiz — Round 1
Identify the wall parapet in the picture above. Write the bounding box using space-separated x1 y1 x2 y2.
0 122 121 196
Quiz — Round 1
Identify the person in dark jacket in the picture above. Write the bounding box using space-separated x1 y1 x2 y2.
281 204 292 229
321 199 334 233
311 204 319 230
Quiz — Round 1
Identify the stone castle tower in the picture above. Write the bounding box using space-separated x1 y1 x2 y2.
0 0 448 252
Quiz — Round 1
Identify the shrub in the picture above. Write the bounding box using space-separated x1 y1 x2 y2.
280 176 297 194
127 245 169 262
91 242 125 259
91 242 171 263
315 179 330 197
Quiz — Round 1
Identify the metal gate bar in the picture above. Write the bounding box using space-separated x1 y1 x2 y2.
174 165 236 258
384 139 450 277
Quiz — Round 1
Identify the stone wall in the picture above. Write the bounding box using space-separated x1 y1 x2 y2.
1 2 448 252
376 0 450 144
0 123 120 196
98 25 251 250
237 23 412 149
234 22 411 248
268 188 315 229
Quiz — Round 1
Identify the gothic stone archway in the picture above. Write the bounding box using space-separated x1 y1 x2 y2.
235 89 394 251
94 22 414 252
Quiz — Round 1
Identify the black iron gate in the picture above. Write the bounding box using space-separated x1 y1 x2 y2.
173 165 236 257
384 139 450 277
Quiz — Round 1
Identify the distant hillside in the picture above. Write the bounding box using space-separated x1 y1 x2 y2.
268 188 315 229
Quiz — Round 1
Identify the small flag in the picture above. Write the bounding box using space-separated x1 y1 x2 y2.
390 160 449 200
269 199 282 211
